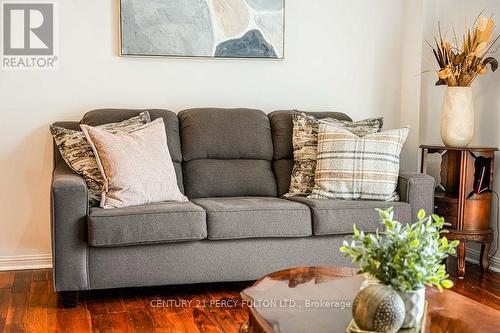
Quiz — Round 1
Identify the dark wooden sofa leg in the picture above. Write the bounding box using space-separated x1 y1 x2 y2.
59 291 79 308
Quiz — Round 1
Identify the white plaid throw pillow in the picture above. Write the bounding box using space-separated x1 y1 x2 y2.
309 123 409 201
285 111 384 197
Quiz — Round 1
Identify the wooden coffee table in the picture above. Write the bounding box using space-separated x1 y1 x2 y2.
240 266 500 333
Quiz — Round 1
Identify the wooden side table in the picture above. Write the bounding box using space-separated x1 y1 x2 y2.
420 145 497 278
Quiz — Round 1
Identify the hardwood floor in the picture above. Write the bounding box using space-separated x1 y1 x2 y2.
446 259 500 310
0 260 498 332
0 269 252 333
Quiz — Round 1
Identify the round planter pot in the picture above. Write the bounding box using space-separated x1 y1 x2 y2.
353 285 405 333
440 86 474 147
397 288 426 328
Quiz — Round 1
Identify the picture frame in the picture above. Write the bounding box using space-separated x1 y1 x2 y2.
119 0 285 59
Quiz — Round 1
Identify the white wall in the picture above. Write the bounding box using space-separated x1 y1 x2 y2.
399 0 424 170
0 0 410 268
420 0 500 270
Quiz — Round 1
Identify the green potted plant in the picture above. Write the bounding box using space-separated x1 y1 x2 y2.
340 208 459 328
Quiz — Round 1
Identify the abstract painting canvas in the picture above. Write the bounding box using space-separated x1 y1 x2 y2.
120 0 284 59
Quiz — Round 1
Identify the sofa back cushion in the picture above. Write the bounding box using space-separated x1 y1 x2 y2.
179 108 277 198
268 110 352 196
80 109 185 193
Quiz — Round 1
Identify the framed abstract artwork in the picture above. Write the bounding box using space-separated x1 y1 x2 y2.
119 0 285 59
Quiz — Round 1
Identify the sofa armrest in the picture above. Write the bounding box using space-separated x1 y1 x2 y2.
397 172 435 221
51 165 89 291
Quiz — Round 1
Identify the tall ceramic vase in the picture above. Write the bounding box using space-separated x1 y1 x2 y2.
440 86 474 147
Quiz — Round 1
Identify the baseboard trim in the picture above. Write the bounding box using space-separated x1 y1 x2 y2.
0 254 52 271
465 249 500 273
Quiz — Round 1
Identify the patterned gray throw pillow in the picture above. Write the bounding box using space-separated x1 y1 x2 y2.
50 112 151 205
285 111 383 197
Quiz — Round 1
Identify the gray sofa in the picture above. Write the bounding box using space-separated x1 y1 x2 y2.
51 108 434 296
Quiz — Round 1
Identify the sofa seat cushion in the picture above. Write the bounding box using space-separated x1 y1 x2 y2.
88 202 207 247
285 197 411 235
192 197 311 240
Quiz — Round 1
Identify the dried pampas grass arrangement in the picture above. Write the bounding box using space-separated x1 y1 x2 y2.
429 12 499 87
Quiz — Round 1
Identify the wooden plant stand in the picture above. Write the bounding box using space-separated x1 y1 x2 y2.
420 145 497 278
